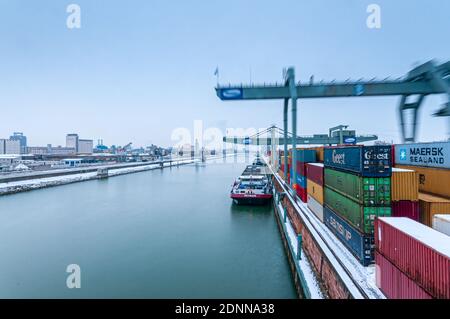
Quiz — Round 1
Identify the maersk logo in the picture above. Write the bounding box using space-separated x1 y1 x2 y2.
221 89 243 100
399 149 407 161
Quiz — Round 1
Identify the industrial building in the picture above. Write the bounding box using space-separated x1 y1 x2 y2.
66 134 93 154
0 139 21 155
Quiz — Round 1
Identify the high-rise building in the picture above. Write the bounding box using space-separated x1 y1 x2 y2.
9 132 27 154
66 134 79 152
0 139 21 154
78 139 93 154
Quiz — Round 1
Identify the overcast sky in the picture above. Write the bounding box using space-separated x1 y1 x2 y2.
0 0 449 148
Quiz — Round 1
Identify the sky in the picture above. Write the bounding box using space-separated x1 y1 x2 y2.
0 0 449 148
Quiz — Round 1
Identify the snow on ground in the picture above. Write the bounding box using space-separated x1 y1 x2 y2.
0 159 196 195
265 157 385 299
297 201 385 298
275 201 324 299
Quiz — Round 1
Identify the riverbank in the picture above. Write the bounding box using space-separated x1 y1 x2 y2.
0 159 197 196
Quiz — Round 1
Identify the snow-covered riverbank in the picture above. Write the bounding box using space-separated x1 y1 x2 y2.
0 159 196 196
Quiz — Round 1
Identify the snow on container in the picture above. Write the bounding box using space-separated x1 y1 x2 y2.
324 187 391 234
395 141 450 169
375 217 450 299
307 178 323 205
396 164 450 199
324 145 392 177
375 251 432 299
307 194 324 222
324 168 391 206
306 163 324 186
391 201 420 221
391 168 419 201
433 215 450 236
419 192 450 227
324 206 374 266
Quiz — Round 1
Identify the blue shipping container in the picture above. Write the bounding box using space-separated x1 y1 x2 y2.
292 149 316 163
324 145 392 177
290 169 307 188
323 206 374 266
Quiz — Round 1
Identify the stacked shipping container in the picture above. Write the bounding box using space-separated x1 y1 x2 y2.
306 163 324 221
375 217 450 299
394 141 450 226
289 149 316 202
323 145 392 266
391 168 420 221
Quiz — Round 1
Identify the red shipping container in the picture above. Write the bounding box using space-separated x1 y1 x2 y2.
375 217 450 298
375 251 432 299
391 201 420 221
296 161 308 177
306 163 324 186
294 185 307 203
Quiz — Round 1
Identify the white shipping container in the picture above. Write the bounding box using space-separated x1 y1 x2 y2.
432 214 450 237
307 194 324 222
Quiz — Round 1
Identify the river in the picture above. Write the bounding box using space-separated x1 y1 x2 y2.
0 156 297 298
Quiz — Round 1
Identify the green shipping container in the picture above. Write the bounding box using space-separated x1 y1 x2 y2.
324 187 391 234
324 168 391 206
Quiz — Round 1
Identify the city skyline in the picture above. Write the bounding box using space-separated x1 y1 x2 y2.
1 1 449 147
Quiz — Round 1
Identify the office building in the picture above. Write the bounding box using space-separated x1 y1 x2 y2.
9 132 27 154
78 139 93 154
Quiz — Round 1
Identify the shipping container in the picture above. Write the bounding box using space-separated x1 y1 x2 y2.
304 146 325 163
375 251 432 299
289 148 316 163
391 168 419 201
391 201 420 222
395 164 450 199
324 145 392 177
324 206 374 266
307 178 324 205
324 187 391 234
307 194 324 222
324 168 391 206
291 170 307 189
394 141 450 169
296 161 308 177
375 217 450 299
294 185 307 203
433 215 450 236
306 163 324 186
419 192 450 227
433 214 450 236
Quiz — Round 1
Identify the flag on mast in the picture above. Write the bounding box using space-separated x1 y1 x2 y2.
214 66 219 76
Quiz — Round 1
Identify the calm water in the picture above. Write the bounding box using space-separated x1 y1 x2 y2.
0 157 297 298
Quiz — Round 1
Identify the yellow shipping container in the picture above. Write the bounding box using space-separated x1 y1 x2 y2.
307 179 324 205
396 165 450 199
419 192 450 227
391 168 419 201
